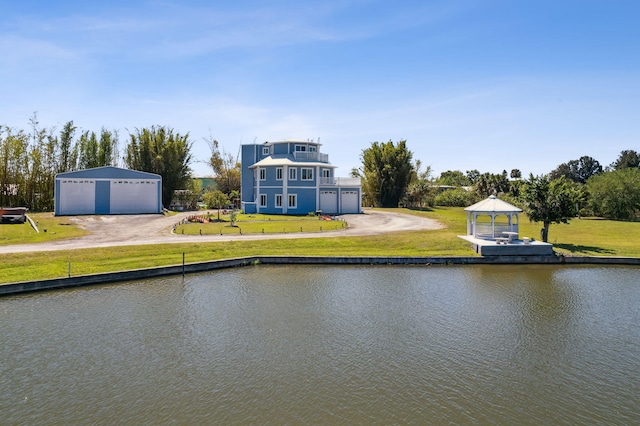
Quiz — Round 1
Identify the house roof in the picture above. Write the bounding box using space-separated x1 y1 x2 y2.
464 195 522 213
249 155 336 169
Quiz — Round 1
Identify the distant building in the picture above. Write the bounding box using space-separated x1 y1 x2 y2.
55 166 162 215
241 139 361 214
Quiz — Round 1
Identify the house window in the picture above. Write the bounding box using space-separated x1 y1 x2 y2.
260 194 267 207
322 169 330 178
309 146 317 152
295 145 306 152
288 194 297 208
301 168 314 180
289 168 297 180
276 167 283 181
262 147 270 155
259 168 266 181
275 194 282 207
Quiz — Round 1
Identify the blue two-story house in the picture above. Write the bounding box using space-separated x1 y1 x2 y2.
241 139 362 215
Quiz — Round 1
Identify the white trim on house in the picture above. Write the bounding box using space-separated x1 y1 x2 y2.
250 157 336 169
283 166 289 214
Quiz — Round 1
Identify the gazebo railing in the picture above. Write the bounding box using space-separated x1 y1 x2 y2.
474 223 517 239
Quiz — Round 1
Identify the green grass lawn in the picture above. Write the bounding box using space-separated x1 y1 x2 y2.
0 212 88 245
176 213 346 235
1 207 639 285
399 207 640 257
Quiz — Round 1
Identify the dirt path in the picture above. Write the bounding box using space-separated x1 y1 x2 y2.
0 209 444 254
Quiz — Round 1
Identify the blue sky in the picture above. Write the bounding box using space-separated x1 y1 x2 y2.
2 0 638 177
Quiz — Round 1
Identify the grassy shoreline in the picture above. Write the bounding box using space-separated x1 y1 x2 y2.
1 208 639 284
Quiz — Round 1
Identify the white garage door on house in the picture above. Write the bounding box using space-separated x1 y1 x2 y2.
340 190 360 214
319 190 338 214
58 179 96 215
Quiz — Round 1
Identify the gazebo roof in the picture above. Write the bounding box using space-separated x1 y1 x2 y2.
465 195 522 213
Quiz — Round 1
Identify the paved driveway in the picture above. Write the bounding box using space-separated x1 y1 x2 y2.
0 209 444 254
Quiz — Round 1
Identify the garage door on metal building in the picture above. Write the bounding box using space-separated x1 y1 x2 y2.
58 179 96 215
340 190 360 214
319 190 338 214
110 180 160 214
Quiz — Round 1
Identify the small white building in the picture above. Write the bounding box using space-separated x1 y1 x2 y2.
55 166 162 216
459 195 553 256
465 195 521 239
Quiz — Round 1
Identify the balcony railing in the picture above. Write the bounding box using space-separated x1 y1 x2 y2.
293 151 329 162
319 177 361 186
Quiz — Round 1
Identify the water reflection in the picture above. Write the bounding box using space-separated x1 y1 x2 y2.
2 265 639 424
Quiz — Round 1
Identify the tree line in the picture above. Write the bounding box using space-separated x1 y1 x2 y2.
355 140 640 241
0 117 194 210
3 114 637 238
0 117 121 210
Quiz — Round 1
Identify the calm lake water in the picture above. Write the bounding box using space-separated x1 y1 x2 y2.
2 265 639 425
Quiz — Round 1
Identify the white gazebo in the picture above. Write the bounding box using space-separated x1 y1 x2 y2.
464 195 522 240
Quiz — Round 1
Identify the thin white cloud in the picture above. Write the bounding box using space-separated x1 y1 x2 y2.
3 1 476 61
0 35 75 66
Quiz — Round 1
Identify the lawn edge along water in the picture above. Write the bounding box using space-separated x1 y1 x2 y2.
2 254 640 296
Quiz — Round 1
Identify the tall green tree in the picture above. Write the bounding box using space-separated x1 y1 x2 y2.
521 174 582 242
78 131 100 169
359 140 414 208
98 128 119 167
475 171 510 198
24 114 53 211
405 160 434 208
550 155 603 183
610 150 640 170
124 126 193 207
586 168 640 220
57 121 77 173
207 139 241 195
437 170 470 187
0 127 30 207
203 189 230 221
466 169 480 184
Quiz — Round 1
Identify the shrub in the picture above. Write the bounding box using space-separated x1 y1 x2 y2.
587 168 640 220
434 188 479 207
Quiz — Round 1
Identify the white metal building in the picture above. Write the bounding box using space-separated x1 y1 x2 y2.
54 166 162 216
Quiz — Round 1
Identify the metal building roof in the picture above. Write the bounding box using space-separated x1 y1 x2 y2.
55 166 161 180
